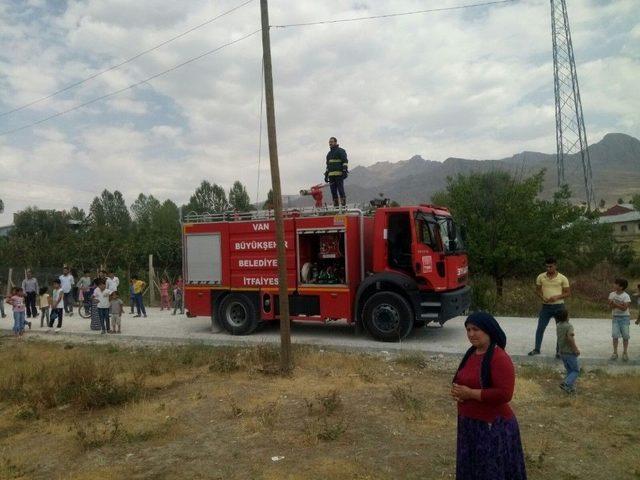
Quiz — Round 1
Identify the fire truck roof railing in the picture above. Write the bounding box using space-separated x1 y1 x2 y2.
182 206 365 223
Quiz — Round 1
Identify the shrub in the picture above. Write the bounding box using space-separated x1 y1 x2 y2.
470 274 497 311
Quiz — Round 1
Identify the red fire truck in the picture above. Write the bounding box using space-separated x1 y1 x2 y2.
182 205 470 342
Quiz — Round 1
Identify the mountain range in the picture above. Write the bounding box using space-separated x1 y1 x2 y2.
288 133 640 207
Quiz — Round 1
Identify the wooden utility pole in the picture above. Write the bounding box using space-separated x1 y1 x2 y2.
260 0 292 372
148 254 155 306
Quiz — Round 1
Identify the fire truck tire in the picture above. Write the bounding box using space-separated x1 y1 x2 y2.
362 292 414 342
217 293 259 335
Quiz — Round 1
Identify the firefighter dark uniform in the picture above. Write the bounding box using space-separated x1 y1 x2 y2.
324 144 348 207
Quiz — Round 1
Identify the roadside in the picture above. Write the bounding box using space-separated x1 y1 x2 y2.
2 306 639 367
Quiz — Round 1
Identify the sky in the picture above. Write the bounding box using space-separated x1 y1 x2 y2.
0 0 638 224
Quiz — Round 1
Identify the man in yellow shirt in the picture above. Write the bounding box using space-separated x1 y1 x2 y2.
132 275 147 318
528 257 570 356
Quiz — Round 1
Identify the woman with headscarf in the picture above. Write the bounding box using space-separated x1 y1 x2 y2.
451 312 527 480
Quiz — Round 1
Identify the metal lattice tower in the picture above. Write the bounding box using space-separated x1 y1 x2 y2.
550 0 594 208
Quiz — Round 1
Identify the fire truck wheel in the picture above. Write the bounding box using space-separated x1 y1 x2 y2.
362 291 414 342
217 294 258 335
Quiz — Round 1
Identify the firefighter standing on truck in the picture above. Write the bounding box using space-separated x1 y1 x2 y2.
324 136 348 207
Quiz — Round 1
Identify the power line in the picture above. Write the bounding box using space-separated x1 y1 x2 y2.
0 30 262 137
0 0 255 118
271 0 514 28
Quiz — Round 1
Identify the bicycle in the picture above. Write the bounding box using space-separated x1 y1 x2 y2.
78 296 93 319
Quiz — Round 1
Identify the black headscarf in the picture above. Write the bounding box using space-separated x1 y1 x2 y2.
453 311 507 388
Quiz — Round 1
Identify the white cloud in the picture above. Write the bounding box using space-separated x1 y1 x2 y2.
0 0 638 225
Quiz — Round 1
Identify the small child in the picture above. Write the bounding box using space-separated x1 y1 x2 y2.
556 309 580 394
160 278 170 310
39 286 50 328
172 276 184 315
7 287 27 336
608 278 631 362
49 279 64 331
110 291 124 334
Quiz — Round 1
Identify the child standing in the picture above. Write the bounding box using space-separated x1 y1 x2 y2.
110 291 124 334
49 279 64 331
556 309 580 394
92 280 112 334
7 287 26 336
160 278 170 310
172 275 184 315
608 278 631 362
39 286 50 328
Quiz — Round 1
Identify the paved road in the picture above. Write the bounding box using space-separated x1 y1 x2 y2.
2 306 638 366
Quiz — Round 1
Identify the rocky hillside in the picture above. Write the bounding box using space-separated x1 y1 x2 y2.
290 133 639 207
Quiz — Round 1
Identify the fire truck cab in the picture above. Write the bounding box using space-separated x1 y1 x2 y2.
182 205 470 342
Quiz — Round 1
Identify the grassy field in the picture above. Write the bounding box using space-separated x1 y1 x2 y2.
0 338 638 480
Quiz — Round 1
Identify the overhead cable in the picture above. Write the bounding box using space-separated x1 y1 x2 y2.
0 29 262 137
0 0 255 118
271 0 514 28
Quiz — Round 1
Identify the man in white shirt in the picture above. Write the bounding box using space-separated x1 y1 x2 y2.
106 271 120 294
59 267 75 316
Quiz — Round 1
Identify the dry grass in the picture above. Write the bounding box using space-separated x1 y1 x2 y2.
0 338 638 479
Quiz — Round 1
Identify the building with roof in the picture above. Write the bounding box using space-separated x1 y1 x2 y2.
601 203 635 216
598 210 640 252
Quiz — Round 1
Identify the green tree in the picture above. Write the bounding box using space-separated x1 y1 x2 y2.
228 181 252 212
631 193 640 211
7 207 73 267
87 190 132 267
131 194 162 227
432 171 613 296
68 206 87 222
184 181 228 214
90 190 131 230
263 189 275 210
0 198 3 214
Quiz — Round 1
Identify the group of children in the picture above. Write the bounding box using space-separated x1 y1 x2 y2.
92 279 124 334
556 277 639 394
6 279 65 336
5 278 125 336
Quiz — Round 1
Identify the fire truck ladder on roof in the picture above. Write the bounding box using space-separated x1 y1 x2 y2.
182 206 365 224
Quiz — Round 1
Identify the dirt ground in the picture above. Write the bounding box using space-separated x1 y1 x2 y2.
0 337 638 480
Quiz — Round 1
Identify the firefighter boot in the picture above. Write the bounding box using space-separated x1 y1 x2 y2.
333 198 340 208
340 197 346 208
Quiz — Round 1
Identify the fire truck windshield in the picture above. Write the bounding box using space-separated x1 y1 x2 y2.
437 216 465 254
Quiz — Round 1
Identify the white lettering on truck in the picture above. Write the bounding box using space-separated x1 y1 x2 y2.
242 277 279 286
238 259 278 268
252 223 270 231
234 240 288 250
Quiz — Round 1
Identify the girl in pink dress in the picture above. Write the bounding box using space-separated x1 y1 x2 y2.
160 278 170 310
7 287 27 336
